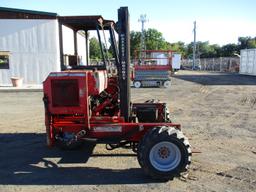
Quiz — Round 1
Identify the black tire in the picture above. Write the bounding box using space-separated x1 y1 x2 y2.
137 126 191 180
163 80 171 88
134 81 141 88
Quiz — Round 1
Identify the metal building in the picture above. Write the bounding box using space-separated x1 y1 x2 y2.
0 7 87 85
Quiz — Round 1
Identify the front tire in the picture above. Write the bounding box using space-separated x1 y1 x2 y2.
137 126 191 180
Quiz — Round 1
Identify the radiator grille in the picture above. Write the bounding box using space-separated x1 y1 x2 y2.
51 79 79 107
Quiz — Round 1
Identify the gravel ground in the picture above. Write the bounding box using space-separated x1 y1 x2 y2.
0 70 256 192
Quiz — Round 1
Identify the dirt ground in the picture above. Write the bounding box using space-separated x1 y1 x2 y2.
0 70 256 192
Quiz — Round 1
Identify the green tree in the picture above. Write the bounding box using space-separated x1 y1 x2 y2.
132 31 256 59
181 41 221 58
89 37 101 60
238 36 250 49
169 41 186 57
220 43 239 57
210 44 221 57
248 38 256 48
185 42 194 58
130 31 141 59
130 28 171 59
197 41 221 58
144 28 170 50
238 36 256 49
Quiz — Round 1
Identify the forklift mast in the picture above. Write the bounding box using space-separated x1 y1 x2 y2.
117 7 130 122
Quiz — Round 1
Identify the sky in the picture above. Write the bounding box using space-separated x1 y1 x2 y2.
1 0 256 45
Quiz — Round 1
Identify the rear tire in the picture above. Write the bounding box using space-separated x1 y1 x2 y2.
137 126 191 180
163 80 171 88
134 81 141 88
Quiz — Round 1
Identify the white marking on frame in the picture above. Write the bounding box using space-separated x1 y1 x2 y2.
93 126 122 132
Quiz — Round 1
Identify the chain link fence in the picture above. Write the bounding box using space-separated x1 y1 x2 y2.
181 57 240 72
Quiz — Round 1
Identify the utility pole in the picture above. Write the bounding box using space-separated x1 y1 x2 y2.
193 21 196 70
138 14 148 60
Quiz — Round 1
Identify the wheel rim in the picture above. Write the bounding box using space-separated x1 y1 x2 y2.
164 81 171 88
134 81 141 88
149 141 181 172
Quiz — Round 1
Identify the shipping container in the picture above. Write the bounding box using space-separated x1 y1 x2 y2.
240 49 256 76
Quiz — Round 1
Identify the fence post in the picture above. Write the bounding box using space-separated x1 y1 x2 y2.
220 57 222 72
212 58 214 71
229 58 231 72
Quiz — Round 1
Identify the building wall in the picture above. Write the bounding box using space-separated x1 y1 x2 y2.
0 19 60 85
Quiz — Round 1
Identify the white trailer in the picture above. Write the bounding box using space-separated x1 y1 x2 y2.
240 49 256 76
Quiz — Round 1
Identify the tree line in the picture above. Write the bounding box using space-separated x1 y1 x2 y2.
89 28 256 60
131 29 256 59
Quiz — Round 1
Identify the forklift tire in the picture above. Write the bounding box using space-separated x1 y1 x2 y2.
163 80 171 88
137 126 191 180
134 81 141 88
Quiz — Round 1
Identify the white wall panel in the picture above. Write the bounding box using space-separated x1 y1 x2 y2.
62 26 74 55
0 19 60 85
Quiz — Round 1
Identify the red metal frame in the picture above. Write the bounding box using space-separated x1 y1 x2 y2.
43 70 181 147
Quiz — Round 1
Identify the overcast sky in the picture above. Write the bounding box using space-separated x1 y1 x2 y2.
1 0 256 45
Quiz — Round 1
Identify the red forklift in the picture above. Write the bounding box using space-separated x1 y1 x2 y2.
43 7 191 180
